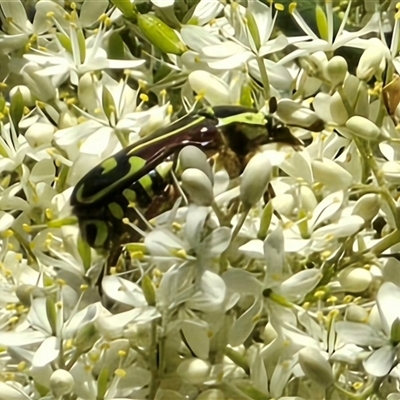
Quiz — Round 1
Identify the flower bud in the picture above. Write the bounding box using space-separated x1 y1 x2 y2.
196 389 225 400
240 153 272 209
382 161 400 183
345 304 368 322
179 146 213 185
356 42 386 81
338 267 372 293
10 85 33 106
276 99 325 132
298 348 334 388
0 382 30 400
25 123 55 148
177 358 211 384
326 56 348 87
345 116 380 141
351 194 381 223
137 14 186 55
181 168 214 206
50 369 74 396
21 62 56 101
142 274 156 306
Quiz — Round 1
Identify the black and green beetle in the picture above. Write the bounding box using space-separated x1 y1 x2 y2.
70 104 304 251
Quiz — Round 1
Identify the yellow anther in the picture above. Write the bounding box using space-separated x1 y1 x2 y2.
327 295 337 304
130 251 144 260
103 17 112 28
195 92 205 102
171 222 182 231
320 250 332 260
80 284 89 292
139 93 149 102
314 290 325 299
289 2 297 13
174 249 188 259
353 381 364 390
45 209 53 220
115 368 126 378
2 229 13 238
8 316 19 325
66 97 77 105
98 13 108 23
17 361 26 371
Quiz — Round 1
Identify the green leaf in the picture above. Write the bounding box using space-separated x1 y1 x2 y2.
46 298 57 336
108 31 125 60
78 233 91 272
77 27 86 63
142 274 156 306
240 84 254 109
9 88 24 129
316 5 328 41
245 10 261 50
56 33 73 55
257 201 273 240
102 87 116 122
97 367 110 399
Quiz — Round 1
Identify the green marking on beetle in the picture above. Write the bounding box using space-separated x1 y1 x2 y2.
74 184 87 204
139 174 153 196
84 220 109 249
108 202 125 220
155 161 173 179
218 112 265 127
101 157 118 174
123 188 137 203
129 156 147 172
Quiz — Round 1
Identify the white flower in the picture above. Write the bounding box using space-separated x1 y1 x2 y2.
336 282 400 377
288 3 380 55
24 23 145 86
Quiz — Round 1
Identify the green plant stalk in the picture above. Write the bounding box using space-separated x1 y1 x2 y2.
256 56 271 101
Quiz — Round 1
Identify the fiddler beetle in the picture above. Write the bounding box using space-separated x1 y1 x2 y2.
70 104 304 251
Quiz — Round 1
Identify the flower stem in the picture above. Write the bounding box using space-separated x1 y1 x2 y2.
256 56 271 100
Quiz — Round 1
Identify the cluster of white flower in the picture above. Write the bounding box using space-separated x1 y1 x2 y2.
1 0 400 399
